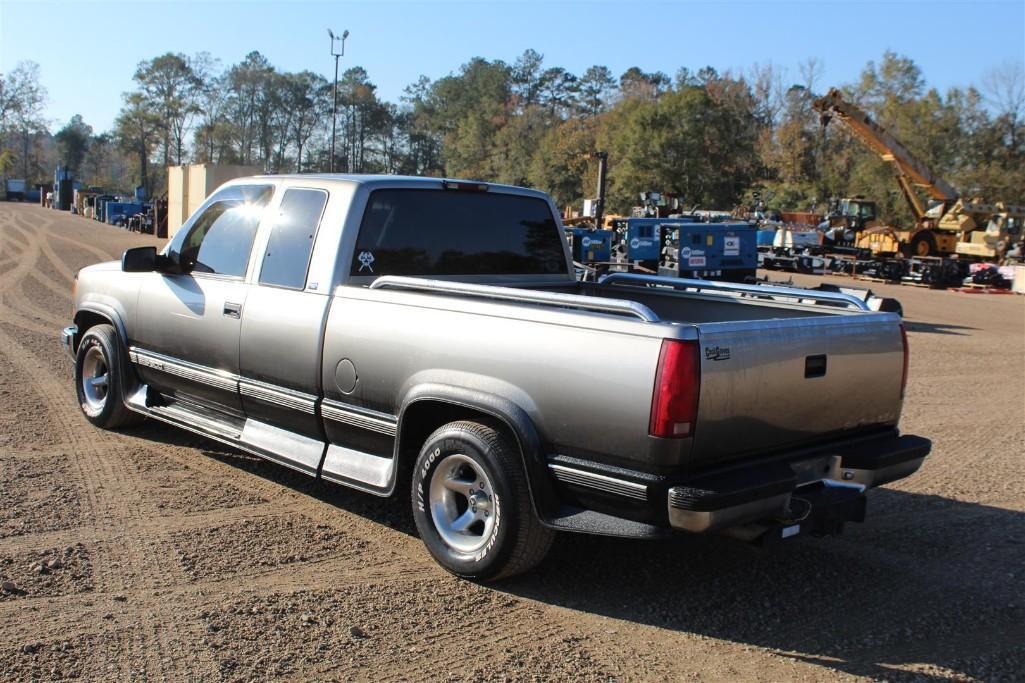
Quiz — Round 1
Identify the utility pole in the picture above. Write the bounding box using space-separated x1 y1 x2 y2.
328 28 349 173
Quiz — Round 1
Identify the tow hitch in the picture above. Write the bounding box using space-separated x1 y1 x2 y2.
723 482 867 545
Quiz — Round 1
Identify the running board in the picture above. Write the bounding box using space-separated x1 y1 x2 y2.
125 384 392 491
150 403 243 441
320 444 395 496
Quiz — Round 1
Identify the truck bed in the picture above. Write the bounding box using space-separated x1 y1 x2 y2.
586 275 906 469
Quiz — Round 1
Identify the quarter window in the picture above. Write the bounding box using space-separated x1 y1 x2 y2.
259 188 328 289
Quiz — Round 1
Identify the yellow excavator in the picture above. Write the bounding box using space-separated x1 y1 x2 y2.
813 88 1025 261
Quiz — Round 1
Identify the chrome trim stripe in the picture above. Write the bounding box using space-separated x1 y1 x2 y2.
130 347 238 393
321 399 397 437
239 378 317 415
548 464 648 501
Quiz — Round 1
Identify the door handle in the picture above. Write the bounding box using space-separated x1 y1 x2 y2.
223 302 242 319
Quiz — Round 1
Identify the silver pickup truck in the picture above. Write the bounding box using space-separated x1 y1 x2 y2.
62 175 930 580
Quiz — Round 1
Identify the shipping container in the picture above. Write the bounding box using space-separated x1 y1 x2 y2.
167 163 262 236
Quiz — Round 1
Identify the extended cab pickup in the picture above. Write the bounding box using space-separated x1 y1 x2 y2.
63 175 930 580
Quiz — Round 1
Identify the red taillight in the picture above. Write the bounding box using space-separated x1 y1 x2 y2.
649 339 701 438
900 324 909 399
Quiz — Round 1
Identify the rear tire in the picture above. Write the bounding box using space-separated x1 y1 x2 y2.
411 420 554 581
74 324 141 429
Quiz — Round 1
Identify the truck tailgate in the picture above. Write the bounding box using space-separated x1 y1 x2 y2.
691 313 905 468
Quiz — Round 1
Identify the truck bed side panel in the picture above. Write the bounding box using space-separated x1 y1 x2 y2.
320 289 672 467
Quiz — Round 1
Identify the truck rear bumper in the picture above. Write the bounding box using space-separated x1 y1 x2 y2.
667 433 930 534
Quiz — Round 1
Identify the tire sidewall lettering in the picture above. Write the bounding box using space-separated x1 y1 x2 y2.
77 336 106 418
413 435 509 570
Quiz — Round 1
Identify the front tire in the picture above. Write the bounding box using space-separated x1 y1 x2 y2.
74 324 140 429
411 420 554 581
910 232 937 258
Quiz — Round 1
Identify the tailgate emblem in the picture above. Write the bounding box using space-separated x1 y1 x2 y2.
705 346 730 361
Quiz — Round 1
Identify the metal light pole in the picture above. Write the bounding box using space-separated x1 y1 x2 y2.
328 28 349 173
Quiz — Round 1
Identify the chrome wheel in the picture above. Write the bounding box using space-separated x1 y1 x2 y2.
428 453 497 554
80 345 110 413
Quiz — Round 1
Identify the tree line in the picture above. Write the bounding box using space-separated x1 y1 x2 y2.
1 49 1022 226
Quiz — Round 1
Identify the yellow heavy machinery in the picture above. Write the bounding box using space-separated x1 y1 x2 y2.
813 88 1024 261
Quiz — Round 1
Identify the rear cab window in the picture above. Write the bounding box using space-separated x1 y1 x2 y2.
349 189 568 278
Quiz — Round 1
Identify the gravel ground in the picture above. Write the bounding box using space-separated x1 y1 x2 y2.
0 201 1022 681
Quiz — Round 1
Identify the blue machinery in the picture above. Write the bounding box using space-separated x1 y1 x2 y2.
568 218 758 282
567 227 614 264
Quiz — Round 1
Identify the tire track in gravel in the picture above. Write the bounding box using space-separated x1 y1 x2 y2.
37 234 80 284
0 326 195 679
36 212 122 263
0 553 413 633
0 492 280 557
42 226 119 265
5 277 67 329
0 222 40 291
0 220 65 337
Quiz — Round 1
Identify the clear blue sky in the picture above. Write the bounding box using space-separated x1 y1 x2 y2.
2 0 1023 134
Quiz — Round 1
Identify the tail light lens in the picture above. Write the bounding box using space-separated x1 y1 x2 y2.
899 324 909 399
649 339 701 438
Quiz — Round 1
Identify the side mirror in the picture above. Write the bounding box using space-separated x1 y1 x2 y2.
122 246 157 272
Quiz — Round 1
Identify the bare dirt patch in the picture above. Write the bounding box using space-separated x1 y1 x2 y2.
0 384 64 451
199 582 620 682
143 469 266 514
170 513 357 581
0 629 135 682
0 542 92 600
0 453 84 539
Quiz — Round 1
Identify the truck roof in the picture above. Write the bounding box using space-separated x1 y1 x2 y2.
243 173 548 198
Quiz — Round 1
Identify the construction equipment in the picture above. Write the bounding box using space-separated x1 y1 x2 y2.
633 191 687 218
818 197 882 245
813 88 1025 262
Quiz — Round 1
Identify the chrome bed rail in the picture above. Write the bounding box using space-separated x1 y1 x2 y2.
597 273 871 312
368 275 660 322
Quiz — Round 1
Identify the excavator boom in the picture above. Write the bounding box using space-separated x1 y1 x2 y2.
813 88 960 208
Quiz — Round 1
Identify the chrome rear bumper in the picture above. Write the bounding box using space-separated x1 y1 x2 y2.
668 434 930 534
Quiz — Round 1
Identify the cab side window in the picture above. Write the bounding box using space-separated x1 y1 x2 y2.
259 188 328 289
168 185 273 277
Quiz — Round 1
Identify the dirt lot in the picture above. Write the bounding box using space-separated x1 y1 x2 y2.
0 201 1022 682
